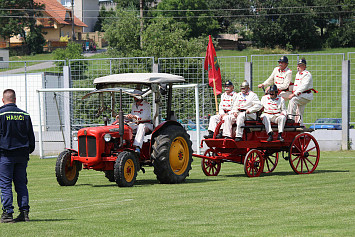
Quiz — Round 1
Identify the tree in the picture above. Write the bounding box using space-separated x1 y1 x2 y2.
93 5 116 32
207 0 251 33
103 8 141 57
103 8 207 59
0 0 45 54
53 42 88 79
141 18 207 58
315 0 355 47
249 0 321 50
114 0 157 9
155 0 220 38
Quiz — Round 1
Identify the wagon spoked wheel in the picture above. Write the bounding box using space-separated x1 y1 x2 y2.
244 149 264 177
263 151 279 173
289 133 320 174
201 149 221 176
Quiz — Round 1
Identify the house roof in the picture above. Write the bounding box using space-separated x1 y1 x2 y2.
35 0 87 27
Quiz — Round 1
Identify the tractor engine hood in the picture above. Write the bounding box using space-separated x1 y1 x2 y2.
77 125 133 141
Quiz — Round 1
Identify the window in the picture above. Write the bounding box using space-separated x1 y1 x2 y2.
61 0 72 7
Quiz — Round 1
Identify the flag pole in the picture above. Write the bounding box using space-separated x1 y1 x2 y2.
213 78 218 115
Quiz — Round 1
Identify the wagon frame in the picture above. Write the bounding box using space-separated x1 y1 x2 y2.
193 118 320 177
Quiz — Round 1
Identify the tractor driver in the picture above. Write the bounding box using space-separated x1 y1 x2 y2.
204 80 237 139
260 84 287 142
119 90 153 154
258 56 293 100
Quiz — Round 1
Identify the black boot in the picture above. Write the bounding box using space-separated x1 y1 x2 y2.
14 210 29 222
1 212 14 223
204 131 214 139
267 132 274 142
277 133 285 142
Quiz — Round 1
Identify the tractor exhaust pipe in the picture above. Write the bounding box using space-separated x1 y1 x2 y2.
119 89 124 147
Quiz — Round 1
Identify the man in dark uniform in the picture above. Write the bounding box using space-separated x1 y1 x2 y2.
0 89 35 223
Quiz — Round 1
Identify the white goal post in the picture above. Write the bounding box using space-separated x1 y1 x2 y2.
36 84 201 159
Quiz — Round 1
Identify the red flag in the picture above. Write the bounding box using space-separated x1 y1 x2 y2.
204 35 222 95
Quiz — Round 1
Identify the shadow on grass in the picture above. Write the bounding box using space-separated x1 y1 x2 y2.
223 169 349 178
26 218 74 222
75 177 220 188
265 169 349 177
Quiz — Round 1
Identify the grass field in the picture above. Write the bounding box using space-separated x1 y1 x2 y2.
1 151 354 236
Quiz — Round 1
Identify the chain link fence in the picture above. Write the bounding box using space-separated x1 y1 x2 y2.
0 53 354 155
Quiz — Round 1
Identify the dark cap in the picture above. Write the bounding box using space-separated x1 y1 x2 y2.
224 80 234 87
278 56 288 63
297 58 307 65
269 84 278 94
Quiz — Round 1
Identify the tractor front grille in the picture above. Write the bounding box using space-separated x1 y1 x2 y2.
78 136 97 157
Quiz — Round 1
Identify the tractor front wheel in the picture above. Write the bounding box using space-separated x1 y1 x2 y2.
152 125 193 184
114 151 138 187
55 150 81 186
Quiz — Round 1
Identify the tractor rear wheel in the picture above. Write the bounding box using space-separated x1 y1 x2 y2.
114 151 138 187
152 125 192 184
55 150 81 186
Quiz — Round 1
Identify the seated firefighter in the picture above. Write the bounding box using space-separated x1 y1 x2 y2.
118 90 153 154
260 85 287 142
222 81 262 141
204 80 237 139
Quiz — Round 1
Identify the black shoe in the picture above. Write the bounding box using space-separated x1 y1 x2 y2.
204 131 214 139
225 136 233 140
216 133 223 139
267 132 274 142
235 137 243 142
1 212 14 223
277 133 285 142
14 211 29 222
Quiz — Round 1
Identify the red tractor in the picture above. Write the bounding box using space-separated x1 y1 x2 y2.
55 73 193 187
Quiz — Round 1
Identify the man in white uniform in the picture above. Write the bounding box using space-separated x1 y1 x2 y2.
124 90 153 153
260 85 287 142
204 80 237 139
288 58 315 126
222 81 262 141
258 56 293 100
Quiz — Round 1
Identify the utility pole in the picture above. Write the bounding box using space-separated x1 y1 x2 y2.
71 0 76 41
140 0 143 48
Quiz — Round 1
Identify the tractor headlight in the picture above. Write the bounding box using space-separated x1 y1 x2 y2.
73 132 78 141
104 133 112 142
